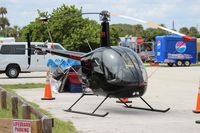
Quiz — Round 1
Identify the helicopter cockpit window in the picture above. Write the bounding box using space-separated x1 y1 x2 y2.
102 48 139 84
124 47 148 82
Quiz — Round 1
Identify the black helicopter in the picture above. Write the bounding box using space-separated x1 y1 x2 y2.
30 10 194 117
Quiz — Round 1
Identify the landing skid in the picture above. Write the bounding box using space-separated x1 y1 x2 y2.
64 94 170 117
121 96 170 113
64 93 109 117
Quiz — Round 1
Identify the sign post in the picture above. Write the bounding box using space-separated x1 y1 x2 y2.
136 37 143 45
136 37 143 53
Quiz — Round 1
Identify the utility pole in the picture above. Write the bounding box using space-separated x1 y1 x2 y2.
196 25 199 33
172 20 175 31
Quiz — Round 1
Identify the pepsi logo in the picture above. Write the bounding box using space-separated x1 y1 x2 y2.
175 41 186 53
157 40 161 49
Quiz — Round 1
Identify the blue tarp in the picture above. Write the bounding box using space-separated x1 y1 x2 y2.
47 58 80 69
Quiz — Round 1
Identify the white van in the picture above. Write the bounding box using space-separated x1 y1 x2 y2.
0 42 66 78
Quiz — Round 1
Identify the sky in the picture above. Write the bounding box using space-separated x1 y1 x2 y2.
0 0 200 31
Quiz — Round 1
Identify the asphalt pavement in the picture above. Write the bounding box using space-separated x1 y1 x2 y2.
2 67 200 133
0 72 46 84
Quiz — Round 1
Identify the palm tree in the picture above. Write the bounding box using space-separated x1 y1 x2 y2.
0 7 7 17
0 17 10 36
0 17 10 28
6 25 20 37
0 7 10 36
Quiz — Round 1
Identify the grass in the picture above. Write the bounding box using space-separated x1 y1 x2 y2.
0 96 23 119
53 118 77 133
1 83 45 91
27 101 77 133
0 83 77 133
0 98 12 118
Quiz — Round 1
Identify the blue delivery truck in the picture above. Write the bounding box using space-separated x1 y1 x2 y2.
155 35 197 67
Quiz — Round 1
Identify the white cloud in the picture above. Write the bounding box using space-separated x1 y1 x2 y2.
8 0 20 4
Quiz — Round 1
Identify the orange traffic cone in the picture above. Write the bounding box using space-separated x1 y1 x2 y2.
116 98 132 103
193 80 200 113
41 74 55 100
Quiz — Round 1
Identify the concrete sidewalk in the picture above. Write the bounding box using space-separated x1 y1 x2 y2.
16 67 200 133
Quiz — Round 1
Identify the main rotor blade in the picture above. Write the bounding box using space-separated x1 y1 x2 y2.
39 12 100 22
111 13 195 41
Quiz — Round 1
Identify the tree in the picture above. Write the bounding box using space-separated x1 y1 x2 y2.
110 24 133 37
144 28 157 41
111 23 171 42
132 24 144 37
21 4 119 51
21 5 101 51
0 17 10 36
0 7 10 36
189 26 199 37
110 26 120 45
5 25 21 38
155 24 169 36
0 7 7 17
179 27 189 35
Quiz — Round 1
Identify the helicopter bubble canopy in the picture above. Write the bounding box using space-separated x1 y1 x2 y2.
102 46 147 85
88 46 147 87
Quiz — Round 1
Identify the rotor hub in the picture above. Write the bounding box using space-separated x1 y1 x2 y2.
99 10 110 21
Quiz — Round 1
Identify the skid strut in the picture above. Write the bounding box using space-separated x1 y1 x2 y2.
64 93 109 117
121 96 170 113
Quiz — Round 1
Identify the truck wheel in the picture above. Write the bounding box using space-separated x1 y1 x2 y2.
184 60 191 67
167 63 174 67
175 60 183 67
6 65 20 78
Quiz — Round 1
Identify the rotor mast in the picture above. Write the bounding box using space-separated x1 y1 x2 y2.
99 11 110 47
